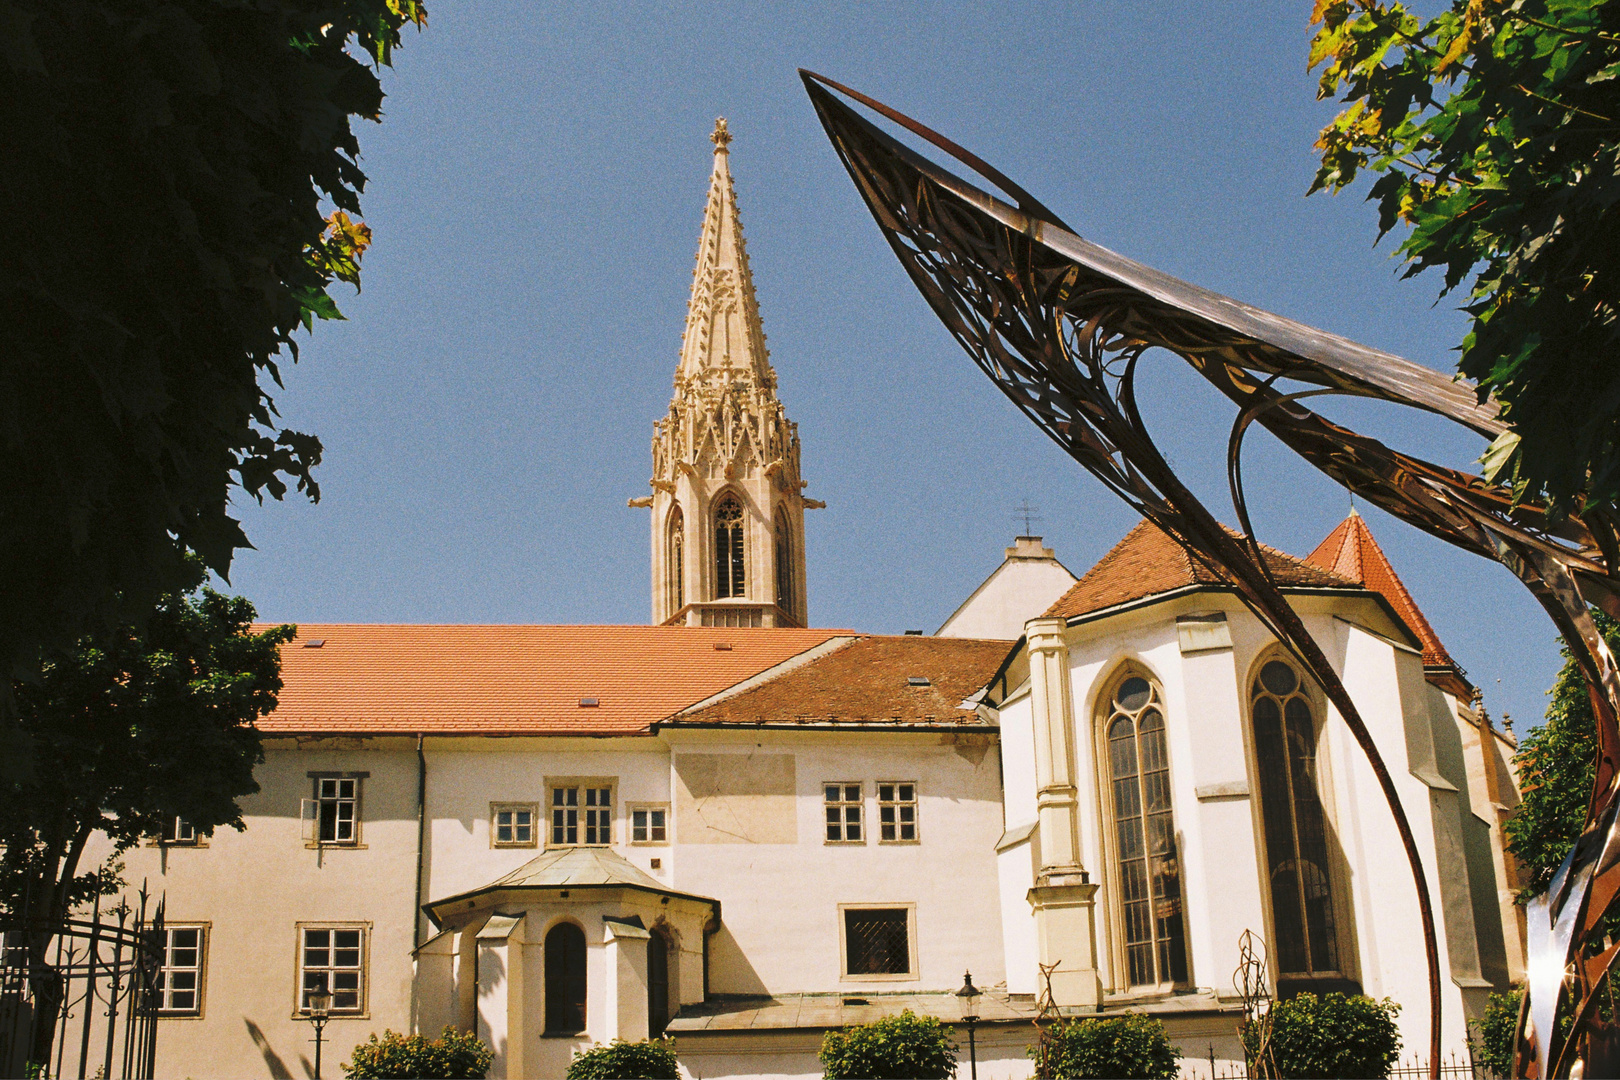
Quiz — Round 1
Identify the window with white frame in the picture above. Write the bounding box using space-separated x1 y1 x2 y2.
630 805 668 844
824 783 863 843
841 905 916 978
877 783 917 842
550 783 612 846
299 926 366 1014
309 776 360 845
491 803 537 847
156 925 206 1014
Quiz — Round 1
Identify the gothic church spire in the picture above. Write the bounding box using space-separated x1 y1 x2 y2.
635 120 816 628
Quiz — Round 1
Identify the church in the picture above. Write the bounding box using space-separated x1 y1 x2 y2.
100 122 1524 1080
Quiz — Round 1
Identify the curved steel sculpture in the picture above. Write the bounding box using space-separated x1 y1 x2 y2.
801 70 1620 1079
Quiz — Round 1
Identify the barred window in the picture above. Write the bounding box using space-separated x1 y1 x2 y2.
843 908 912 976
156 926 205 1014
300 927 364 1014
551 785 612 846
825 783 863 843
877 783 917 843
492 803 536 847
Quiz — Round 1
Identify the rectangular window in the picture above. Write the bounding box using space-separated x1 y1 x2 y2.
825 783 863 843
842 907 914 977
630 805 668 844
161 817 197 845
551 784 613 846
156 925 206 1014
878 783 918 843
491 803 537 848
300 926 366 1014
316 778 358 844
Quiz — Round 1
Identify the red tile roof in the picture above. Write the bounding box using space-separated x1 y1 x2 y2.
1306 511 1460 676
1043 520 1356 621
667 635 1011 727
254 624 850 735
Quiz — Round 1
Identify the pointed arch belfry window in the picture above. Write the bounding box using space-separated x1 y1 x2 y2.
714 496 745 598
774 510 794 618
667 507 685 612
1102 671 1188 988
1251 657 1341 979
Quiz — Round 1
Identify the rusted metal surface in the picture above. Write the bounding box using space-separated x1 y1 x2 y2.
800 70 1620 1078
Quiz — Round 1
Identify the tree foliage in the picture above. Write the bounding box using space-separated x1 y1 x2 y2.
564 1038 680 1080
1309 0 1620 519
1034 1013 1181 1080
1241 992 1402 1079
0 562 291 926
1503 615 1620 897
1470 989 1523 1075
342 1027 493 1079
819 1010 958 1080
0 0 423 685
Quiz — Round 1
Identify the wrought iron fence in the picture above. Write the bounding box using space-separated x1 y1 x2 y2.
1179 1048 1500 1079
0 889 163 1080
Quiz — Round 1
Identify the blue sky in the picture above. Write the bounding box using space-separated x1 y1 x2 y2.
228 1 1559 732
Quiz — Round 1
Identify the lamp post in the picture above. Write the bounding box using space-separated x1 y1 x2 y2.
306 987 332 1080
956 970 982 1080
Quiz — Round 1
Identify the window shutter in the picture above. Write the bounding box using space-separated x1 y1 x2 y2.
301 799 318 842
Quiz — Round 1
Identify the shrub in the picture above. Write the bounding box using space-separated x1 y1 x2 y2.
1471 989 1521 1076
565 1038 680 1080
1033 1013 1180 1079
342 1026 493 1079
1242 992 1401 1079
819 1009 958 1079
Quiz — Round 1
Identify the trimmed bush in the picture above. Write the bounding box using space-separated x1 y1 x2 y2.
1033 1013 1180 1080
1242 992 1402 1079
342 1026 493 1079
565 1038 680 1080
819 1009 959 1079
1470 989 1521 1076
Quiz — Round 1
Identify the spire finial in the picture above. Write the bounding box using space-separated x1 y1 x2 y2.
711 117 732 151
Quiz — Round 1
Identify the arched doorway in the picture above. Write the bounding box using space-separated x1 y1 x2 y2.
647 928 670 1038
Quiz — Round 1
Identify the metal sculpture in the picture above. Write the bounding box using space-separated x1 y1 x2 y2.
801 69 1620 1079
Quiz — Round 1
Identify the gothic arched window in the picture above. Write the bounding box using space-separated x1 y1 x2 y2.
667 508 685 612
774 511 794 619
544 922 587 1034
1251 657 1341 979
714 496 745 598
1102 671 1188 988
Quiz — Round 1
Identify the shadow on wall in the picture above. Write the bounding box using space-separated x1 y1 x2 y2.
477 945 506 1000
243 1017 293 1080
708 922 770 997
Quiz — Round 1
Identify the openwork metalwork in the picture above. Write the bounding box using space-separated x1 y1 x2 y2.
1 887 163 1079
801 69 1620 1078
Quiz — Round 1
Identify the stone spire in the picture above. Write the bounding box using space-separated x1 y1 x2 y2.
634 120 818 629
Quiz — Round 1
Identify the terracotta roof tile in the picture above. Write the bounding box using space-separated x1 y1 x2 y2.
1043 520 1356 621
254 624 849 736
1306 512 1459 674
668 635 1011 727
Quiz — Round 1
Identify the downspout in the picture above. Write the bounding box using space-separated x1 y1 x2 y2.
414 734 427 948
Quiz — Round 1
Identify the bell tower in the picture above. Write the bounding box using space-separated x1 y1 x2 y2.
632 119 819 628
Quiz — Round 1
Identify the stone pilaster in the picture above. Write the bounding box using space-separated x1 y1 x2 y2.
1024 616 1103 1007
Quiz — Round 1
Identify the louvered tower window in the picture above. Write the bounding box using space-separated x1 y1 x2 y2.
1251 658 1341 979
774 511 794 618
668 507 684 612
1104 672 1188 988
714 496 745 598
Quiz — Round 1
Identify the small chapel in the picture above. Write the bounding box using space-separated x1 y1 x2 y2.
92 122 1525 1080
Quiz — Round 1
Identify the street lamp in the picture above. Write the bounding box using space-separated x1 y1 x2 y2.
956 970 982 1080
306 986 333 1080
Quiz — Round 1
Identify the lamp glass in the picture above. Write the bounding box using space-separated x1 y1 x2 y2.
956 971 981 1020
308 988 332 1018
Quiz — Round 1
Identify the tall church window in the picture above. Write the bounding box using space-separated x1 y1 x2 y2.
544 922 587 1034
714 496 745 598
1251 657 1341 979
774 511 794 618
668 508 685 612
1102 671 1188 988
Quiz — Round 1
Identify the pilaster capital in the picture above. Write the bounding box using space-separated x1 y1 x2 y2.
1025 617 1070 655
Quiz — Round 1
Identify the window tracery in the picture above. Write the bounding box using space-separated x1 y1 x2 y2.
714 495 745 598
668 507 684 612
1101 671 1188 989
